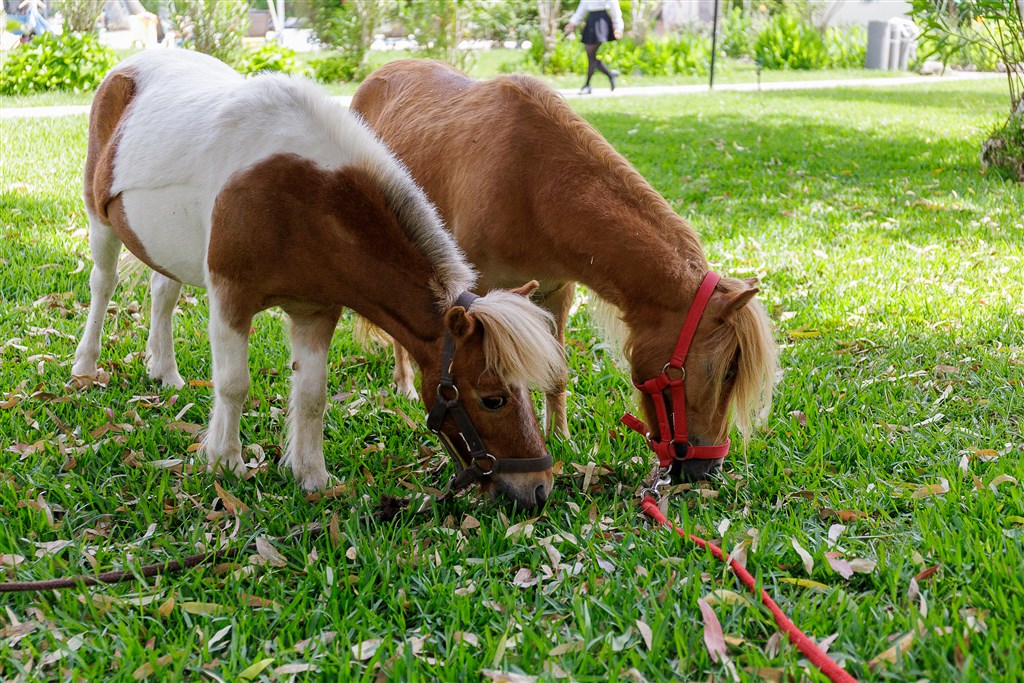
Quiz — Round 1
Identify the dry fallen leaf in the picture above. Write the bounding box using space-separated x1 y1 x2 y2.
791 537 814 575
255 537 287 568
910 478 950 499
548 641 585 656
180 601 233 617
636 619 653 651
352 638 383 661
511 567 539 588
481 671 537 683
697 598 728 663
989 474 1018 492
237 658 275 681
214 481 248 515
868 631 915 670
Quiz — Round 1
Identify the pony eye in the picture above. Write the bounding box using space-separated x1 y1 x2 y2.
480 395 509 411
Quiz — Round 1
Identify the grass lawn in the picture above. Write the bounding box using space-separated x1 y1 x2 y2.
1 76 1022 681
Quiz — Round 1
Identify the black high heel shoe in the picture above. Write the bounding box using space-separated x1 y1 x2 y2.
610 70 619 91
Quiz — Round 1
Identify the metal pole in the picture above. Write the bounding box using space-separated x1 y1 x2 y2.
709 0 720 89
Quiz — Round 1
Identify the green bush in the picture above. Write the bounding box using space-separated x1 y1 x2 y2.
524 32 586 74
0 32 116 95
237 42 304 76
754 12 828 70
310 52 369 83
721 6 755 58
666 32 711 76
170 0 248 66
825 24 867 69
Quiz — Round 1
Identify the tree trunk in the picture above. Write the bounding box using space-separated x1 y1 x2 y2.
631 0 662 45
537 0 563 56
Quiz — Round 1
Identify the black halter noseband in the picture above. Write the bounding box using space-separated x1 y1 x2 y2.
426 291 553 497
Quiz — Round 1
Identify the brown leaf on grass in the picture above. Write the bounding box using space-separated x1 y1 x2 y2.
274 663 318 675
511 567 539 588
132 654 174 680
548 641 585 656
328 512 342 547
989 474 1018 492
914 564 940 582
453 631 479 647
0 553 25 567
910 479 950 499
505 516 541 542
164 421 201 435
636 620 653 651
481 672 537 683
241 593 280 609
255 537 287 568
697 598 728 663
791 537 814 575
214 481 248 515
304 483 352 504
180 602 234 616
157 596 174 617
868 631 915 670
352 638 383 661
818 508 867 522
824 552 854 579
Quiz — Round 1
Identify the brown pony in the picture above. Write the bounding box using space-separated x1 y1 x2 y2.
351 59 778 481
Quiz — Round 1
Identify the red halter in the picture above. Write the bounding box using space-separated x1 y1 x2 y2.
621 271 731 468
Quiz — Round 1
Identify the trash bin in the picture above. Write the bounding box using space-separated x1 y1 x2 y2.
866 18 919 71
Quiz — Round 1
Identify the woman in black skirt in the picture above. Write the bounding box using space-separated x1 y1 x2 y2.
564 0 624 94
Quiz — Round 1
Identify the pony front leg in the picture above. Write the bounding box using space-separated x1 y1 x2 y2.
201 293 251 478
145 271 185 388
72 216 122 379
392 342 419 400
280 311 339 491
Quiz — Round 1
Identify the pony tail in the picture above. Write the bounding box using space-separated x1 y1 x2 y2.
352 314 393 349
731 299 779 441
468 291 565 394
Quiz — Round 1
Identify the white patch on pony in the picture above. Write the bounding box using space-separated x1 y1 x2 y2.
470 290 563 394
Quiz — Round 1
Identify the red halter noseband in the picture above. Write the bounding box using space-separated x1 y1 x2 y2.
621 271 731 468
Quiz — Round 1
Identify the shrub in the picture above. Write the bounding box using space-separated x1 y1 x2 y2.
54 0 105 34
524 31 585 74
237 42 303 76
721 6 755 58
170 0 248 66
310 52 369 83
754 12 829 70
0 32 116 95
981 113 1024 181
825 24 867 69
666 31 711 76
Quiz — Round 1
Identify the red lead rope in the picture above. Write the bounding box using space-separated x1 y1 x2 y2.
640 496 859 683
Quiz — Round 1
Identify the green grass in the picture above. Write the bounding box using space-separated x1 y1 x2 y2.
2 78 1022 682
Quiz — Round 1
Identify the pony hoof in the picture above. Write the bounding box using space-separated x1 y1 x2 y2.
206 457 247 479
396 384 420 401
158 372 186 389
296 470 335 492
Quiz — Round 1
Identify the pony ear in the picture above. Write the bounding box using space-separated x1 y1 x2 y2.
509 280 540 297
444 305 477 339
721 280 760 320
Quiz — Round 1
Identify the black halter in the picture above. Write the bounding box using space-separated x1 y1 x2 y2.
426 291 553 497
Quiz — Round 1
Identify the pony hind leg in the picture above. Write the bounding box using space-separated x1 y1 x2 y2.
539 283 574 439
280 309 341 491
72 215 123 380
200 289 252 478
145 271 185 388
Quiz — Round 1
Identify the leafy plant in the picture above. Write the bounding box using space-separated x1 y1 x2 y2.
524 31 585 75
0 32 116 95
310 51 369 83
825 24 867 69
721 6 755 58
754 11 829 70
169 0 248 66
53 0 105 34
236 42 303 76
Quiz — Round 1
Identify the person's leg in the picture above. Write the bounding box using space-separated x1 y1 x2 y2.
584 42 599 92
592 43 616 89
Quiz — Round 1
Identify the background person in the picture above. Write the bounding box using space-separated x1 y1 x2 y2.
564 0 624 94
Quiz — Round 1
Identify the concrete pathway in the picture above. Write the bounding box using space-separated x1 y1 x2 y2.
0 70 1000 120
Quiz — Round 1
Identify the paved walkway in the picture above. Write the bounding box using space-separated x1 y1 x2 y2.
0 70 1000 120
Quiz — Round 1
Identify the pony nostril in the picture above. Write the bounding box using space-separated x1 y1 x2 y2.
534 484 549 508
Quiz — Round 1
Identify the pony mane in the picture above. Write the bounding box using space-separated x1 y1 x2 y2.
469 290 564 393
286 75 476 308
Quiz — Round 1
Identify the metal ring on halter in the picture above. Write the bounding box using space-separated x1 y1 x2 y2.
436 383 459 401
473 453 497 475
662 364 685 381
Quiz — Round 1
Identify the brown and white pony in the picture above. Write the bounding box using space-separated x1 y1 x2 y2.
351 59 778 481
72 51 565 509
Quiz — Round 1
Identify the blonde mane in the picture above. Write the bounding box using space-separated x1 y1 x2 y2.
469 290 564 394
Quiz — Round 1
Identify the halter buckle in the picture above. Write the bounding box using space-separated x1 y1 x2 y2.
662 364 685 382
436 383 459 401
473 453 497 476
